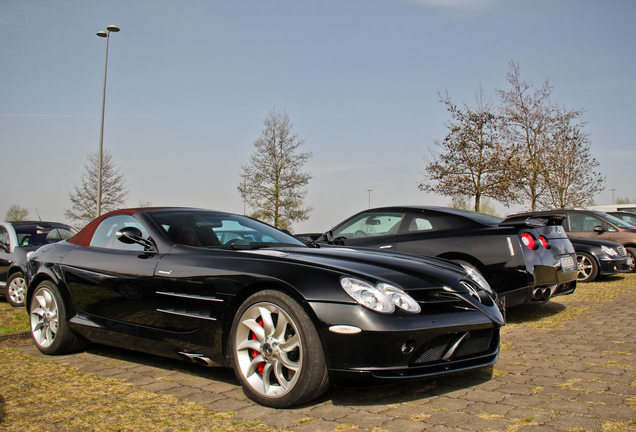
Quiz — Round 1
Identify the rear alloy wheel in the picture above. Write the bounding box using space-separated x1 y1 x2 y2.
29 281 86 355
6 272 26 307
230 290 330 408
626 247 636 273
576 252 599 283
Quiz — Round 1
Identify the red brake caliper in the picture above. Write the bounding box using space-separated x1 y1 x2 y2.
251 318 265 376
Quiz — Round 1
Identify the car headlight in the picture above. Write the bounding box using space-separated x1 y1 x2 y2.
460 264 494 295
340 277 421 314
601 245 618 257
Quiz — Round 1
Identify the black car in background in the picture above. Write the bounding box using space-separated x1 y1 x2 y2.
511 209 636 273
568 236 632 282
26 208 504 408
317 206 578 308
0 221 77 307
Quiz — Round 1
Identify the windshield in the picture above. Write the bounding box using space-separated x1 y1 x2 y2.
14 224 77 246
147 210 306 249
591 210 636 229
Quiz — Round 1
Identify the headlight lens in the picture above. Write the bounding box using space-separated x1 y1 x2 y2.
461 264 494 295
377 283 421 313
340 278 420 314
601 245 618 256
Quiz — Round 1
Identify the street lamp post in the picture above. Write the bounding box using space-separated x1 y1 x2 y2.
96 25 120 217
366 189 373 209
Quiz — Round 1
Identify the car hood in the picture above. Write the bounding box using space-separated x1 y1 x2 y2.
568 236 623 248
243 245 466 283
241 245 504 325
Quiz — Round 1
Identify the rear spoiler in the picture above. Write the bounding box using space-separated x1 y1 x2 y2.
499 213 566 227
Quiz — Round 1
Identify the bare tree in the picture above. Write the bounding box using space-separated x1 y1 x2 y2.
539 118 604 208
5 205 30 221
497 61 600 210
238 108 312 231
447 197 500 217
419 87 517 211
65 150 129 228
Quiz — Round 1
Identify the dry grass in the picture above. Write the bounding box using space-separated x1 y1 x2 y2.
0 302 29 334
0 346 279 432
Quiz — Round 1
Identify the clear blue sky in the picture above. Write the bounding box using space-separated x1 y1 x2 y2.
1 0 634 232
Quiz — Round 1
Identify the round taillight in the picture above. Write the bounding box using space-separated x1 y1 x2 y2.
521 232 537 250
539 235 550 249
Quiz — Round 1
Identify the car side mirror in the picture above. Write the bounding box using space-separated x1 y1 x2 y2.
593 225 606 234
116 227 156 252
324 231 334 244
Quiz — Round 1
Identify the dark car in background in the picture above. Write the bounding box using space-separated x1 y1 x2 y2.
0 221 77 307
26 207 504 408
511 209 636 273
568 236 632 282
316 206 578 308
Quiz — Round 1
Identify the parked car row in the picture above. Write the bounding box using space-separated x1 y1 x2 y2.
4 205 633 408
509 209 636 279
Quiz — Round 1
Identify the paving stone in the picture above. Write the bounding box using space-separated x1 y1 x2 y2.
548 412 602 430
7 281 636 432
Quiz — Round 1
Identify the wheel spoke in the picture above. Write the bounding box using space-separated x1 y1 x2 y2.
242 318 265 341
279 332 299 353
272 313 290 340
258 306 275 336
237 339 262 353
246 354 266 377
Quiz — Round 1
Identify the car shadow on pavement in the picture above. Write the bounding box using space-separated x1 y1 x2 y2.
504 301 566 325
323 367 495 407
86 342 495 409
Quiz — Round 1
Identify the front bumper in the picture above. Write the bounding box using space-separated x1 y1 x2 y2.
308 301 501 386
599 256 632 276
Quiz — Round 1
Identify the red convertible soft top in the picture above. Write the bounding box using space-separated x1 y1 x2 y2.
66 208 140 247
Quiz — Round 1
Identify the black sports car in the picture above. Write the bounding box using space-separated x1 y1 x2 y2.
316 206 578 308
26 208 504 408
0 221 77 307
568 236 633 282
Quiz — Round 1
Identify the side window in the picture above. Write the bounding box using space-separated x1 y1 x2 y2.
89 215 149 251
566 213 586 232
584 215 606 232
333 212 404 239
407 217 433 232
0 227 9 248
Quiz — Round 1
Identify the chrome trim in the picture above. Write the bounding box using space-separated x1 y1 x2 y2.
156 308 217 321
156 291 223 302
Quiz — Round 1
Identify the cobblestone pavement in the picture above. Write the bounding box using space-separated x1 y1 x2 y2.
10 286 636 432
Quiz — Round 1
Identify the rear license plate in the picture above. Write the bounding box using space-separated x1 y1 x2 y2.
561 255 575 271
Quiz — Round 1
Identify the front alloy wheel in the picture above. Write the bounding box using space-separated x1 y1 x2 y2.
30 281 86 355
6 272 26 307
576 252 598 283
230 290 330 408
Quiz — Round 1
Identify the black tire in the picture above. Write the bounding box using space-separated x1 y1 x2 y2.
229 290 330 408
6 272 27 307
576 252 599 282
626 247 636 273
29 280 86 355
